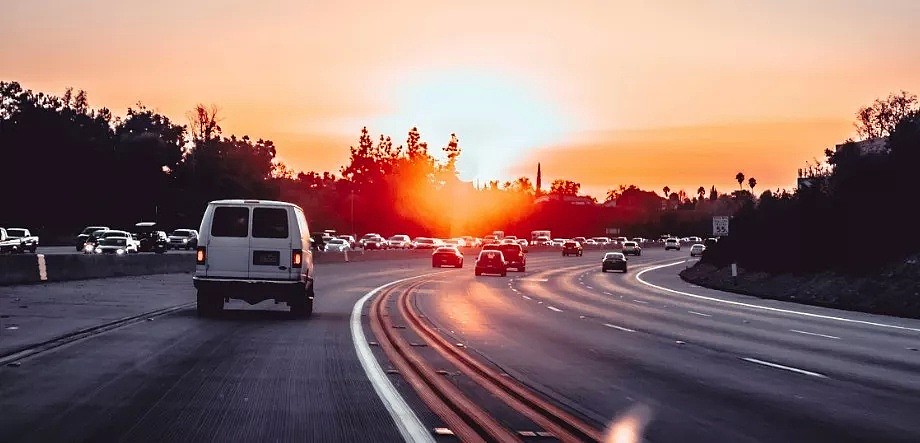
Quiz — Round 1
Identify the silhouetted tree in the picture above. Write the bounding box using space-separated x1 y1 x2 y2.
748 177 757 193
549 179 581 197
662 186 670 198
735 172 745 190
854 90 918 139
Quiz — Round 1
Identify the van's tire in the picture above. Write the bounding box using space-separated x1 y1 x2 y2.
196 290 223 317
290 297 313 318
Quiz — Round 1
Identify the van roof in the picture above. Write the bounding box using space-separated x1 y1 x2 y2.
208 199 300 208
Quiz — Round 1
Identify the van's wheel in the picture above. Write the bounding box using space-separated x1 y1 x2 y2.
196 290 223 317
291 282 315 318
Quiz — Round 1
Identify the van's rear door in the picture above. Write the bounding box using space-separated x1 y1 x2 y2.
248 206 292 280
206 205 251 278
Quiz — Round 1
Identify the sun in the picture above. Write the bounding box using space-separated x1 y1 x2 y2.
373 69 570 184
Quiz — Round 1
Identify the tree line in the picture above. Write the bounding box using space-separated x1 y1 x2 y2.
2 81 748 242
705 91 920 273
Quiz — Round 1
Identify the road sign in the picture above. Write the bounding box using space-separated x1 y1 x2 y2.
712 216 730 236
605 227 620 235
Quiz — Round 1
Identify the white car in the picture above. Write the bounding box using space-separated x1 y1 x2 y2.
337 235 357 248
688 236 703 243
324 238 351 252
94 236 136 255
193 199 315 317
690 244 706 257
584 239 597 245
591 237 611 245
552 238 566 247
388 234 412 249
665 238 681 251
99 230 140 252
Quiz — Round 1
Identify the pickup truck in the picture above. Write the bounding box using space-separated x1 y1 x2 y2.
0 228 23 254
4 228 39 253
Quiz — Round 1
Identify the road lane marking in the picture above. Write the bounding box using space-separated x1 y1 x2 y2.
351 275 438 443
688 311 711 317
522 295 532 300
517 278 549 282
741 357 827 378
585 285 593 290
604 323 635 332
603 291 613 296
632 299 648 304
790 329 840 340
547 306 563 312
636 261 920 334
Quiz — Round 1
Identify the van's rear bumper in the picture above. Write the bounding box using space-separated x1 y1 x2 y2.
193 277 309 304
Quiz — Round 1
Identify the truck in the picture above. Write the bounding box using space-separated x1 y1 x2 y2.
530 230 551 242
4 228 39 253
1 228 23 254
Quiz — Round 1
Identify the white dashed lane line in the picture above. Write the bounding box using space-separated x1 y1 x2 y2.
790 329 840 340
547 306 563 312
585 285 593 290
741 357 827 378
632 299 648 304
688 311 712 317
604 323 635 332
522 295 532 300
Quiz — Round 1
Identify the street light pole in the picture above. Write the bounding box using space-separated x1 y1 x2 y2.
350 190 355 237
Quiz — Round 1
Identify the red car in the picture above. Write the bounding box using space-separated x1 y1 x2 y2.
432 246 463 268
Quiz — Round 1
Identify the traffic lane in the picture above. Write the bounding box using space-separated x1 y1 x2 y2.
35 246 196 255
520 253 920 395
0 273 195 356
0 259 444 442
414 255 920 442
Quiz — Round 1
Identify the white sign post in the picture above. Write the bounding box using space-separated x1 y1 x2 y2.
712 216 730 237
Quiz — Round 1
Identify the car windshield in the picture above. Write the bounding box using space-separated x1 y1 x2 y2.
6 229 26 237
99 238 127 246
170 230 192 237
328 239 345 244
435 247 456 253
103 231 128 238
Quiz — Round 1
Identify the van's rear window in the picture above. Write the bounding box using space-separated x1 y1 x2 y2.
211 207 249 237
252 208 289 238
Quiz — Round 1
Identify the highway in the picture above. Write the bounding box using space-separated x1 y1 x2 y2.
2 250 919 442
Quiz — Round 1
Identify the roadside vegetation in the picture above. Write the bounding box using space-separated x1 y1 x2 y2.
2 81 745 241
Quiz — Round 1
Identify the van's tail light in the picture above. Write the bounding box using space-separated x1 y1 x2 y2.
292 249 303 268
196 246 206 265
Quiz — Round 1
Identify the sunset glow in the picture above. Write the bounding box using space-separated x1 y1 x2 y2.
3 0 919 195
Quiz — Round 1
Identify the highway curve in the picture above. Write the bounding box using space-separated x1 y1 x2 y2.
2 250 919 442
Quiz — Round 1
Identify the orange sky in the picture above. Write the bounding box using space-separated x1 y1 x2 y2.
3 0 919 198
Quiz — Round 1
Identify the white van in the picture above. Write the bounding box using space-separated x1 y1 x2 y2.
193 200 315 317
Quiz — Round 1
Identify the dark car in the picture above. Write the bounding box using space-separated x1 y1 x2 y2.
482 243 526 272
167 229 199 250
704 237 718 248
134 222 167 253
81 229 108 253
602 252 628 273
475 250 507 277
75 225 110 251
562 241 583 257
432 246 463 268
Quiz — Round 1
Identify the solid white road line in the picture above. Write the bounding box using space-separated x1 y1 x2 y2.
790 329 840 340
636 261 920 334
517 278 549 282
351 275 438 443
741 357 827 378
547 306 563 312
604 323 636 332
688 311 712 317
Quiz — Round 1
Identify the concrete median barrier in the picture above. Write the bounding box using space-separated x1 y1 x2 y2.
0 254 43 285
0 253 195 285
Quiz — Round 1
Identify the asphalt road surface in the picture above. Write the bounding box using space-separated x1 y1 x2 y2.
2 250 919 442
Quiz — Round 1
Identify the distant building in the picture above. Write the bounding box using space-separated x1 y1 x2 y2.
534 194 596 206
835 137 888 156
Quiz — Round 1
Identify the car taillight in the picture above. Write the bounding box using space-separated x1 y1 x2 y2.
196 246 206 264
292 249 303 268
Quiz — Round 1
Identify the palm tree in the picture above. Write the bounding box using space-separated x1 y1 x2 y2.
735 172 745 190
748 177 757 193
662 186 670 198
697 186 705 200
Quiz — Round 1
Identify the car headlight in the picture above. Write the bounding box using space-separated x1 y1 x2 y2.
182 238 188 243
84 244 94 252
116 248 126 255
94 248 102 254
